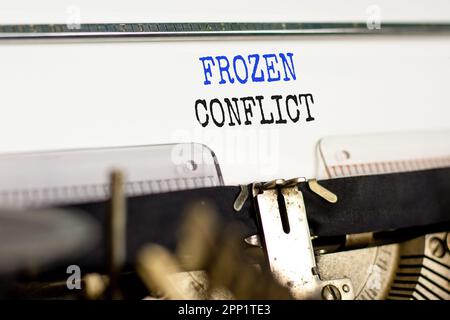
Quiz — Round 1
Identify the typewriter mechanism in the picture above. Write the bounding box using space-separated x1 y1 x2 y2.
0 137 448 300
0 10 449 301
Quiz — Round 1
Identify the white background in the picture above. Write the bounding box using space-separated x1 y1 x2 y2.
0 1 449 184
0 0 450 24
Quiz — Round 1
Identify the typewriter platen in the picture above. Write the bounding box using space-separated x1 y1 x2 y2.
0 2 449 300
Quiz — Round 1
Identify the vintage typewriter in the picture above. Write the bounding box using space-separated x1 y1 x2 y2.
0 1 449 300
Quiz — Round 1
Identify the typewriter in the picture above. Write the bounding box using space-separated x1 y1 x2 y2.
0 0 449 300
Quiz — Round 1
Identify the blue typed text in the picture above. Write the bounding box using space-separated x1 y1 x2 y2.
199 53 297 85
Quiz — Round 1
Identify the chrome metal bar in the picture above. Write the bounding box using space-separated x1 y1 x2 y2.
0 22 450 41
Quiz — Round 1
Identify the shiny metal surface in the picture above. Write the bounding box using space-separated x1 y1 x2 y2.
0 22 450 41
255 185 354 299
317 244 399 300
